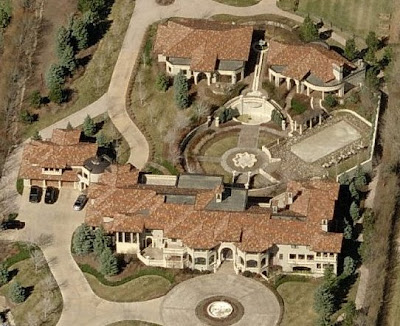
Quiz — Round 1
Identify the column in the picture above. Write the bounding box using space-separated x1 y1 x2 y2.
240 69 244 81
295 80 300 93
294 120 297 132
306 86 310 96
286 78 291 90
338 86 344 97
275 75 280 87
206 73 211 86
309 119 313 129
58 180 61 189
240 95 244 115
319 114 322 125
299 124 303 135
300 82 305 94
321 91 325 100
268 69 272 82
231 73 237 84
193 72 199 85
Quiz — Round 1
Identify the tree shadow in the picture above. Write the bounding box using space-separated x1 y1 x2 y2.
8 268 19 281
25 285 35 300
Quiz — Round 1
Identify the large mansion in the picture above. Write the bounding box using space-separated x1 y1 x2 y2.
153 19 253 86
85 164 343 276
19 129 109 191
266 39 366 99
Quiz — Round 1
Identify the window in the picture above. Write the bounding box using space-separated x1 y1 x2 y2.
279 254 283 260
118 232 123 242
329 253 335 258
291 245 298 249
168 66 172 72
125 232 131 243
317 263 321 269
289 254 296 260
246 260 258 268
171 238 177 242
307 255 314 261
298 254 305 260
323 253 328 258
316 252 321 257
194 257 206 265
182 69 187 75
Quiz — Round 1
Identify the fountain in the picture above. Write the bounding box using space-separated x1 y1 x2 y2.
207 301 234 319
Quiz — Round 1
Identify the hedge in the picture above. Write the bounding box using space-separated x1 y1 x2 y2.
16 179 24 195
79 263 175 286
291 98 308 115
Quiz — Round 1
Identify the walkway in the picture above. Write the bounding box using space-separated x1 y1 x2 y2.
238 125 260 148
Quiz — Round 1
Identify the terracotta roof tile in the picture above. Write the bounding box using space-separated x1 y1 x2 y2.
154 19 253 72
267 40 355 83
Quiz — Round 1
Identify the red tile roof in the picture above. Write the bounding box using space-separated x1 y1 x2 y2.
153 19 253 72
267 40 355 83
19 129 98 182
85 166 343 253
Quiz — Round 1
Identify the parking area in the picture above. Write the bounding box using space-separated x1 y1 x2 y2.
15 188 86 243
290 121 361 163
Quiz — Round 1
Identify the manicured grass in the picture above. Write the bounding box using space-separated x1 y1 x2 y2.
201 135 239 157
258 133 278 148
22 0 135 138
84 273 171 302
199 162 231 183
211 14 298 28
0 255 62 326
212 0 261 6
281 0 393 37
107 321 160 326
277 281 320 326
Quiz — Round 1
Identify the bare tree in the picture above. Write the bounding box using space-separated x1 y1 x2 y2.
30 249 45 273
191 100 210 122
175 111 190 131
42 275 57 292
41 292 55 320
26 311 39 326
136 71 147 106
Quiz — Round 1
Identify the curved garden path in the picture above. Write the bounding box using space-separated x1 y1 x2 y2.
0 1 348 325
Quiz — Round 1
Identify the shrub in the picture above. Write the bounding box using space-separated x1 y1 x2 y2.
8 282 26 303
83 115 96 137
0 0 12 29
99 247 119 276
324 94 337 108
173 71 189 109
271 109 284 126
155 73 168 92
31 130 42 141
96 131 109 148
20 110 35 124
48 85 65 104
354 165 367 190
349 182 359 201
349 201 360 221
291 97 308 115
344 38 358 61
0 264 9 286
343 218 353 240
29 90 42 108
218 107 240 123
72 224 94 255
343 256 356 277
16 179 24 195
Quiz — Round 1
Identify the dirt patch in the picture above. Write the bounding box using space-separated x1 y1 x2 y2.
0 241 19 263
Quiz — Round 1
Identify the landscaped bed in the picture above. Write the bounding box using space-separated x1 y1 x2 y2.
107 321 160 326
0 242 62 326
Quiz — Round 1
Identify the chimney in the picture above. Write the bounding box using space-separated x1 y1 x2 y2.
215 192 222 203
272 205 278 214
321 219 328 232
287 192 293 205
332 63 344 81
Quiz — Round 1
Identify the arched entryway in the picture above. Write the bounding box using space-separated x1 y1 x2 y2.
220 247 233 261
146 237 153 248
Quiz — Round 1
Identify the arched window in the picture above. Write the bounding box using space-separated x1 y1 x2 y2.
246 260 258 268
261 257 267 267
195 257 206 265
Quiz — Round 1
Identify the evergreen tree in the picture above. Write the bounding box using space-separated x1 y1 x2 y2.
155 73 169 92
365 31 379 52
93 227 110 257
338 173 350 186
349 201 360 222
72 223 94 255
31 130 42 141
173 71 189 109
364 48 377 65
314 265 337 320
343 218 353 240
46 63 66 88
0 0 12 29
100 247 119 276
365 66 380 91
49 85 65 104
344 37 357 61
354 166 367 190
0 264 9 286
56 26 73 59
72 16 90 50
343 301 357 326
349 182 359 201
96 131 109 147
59 45 77 74
83 115 96 136
299 15 319 42
8 282 26 303
343 256 356 277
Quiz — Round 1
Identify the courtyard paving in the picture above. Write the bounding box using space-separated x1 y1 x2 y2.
290 120 361 163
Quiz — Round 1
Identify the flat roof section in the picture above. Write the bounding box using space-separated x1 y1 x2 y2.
177 174 223 190
290 121 361 163
206 188 247 212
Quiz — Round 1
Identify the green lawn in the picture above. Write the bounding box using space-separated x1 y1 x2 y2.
258 133 279 148
22 0 135 138
0 257 62 326
280 0 393 37
277 281 320 326
212 0 261 6
201 135 239 157
84 273 172 302
107 321 160 326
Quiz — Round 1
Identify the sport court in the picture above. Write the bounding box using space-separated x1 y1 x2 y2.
291 121 361 163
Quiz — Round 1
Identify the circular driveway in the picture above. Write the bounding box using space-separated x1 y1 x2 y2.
161 274 281 326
